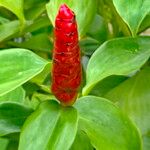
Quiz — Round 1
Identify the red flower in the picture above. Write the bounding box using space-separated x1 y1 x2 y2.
51 4 82 106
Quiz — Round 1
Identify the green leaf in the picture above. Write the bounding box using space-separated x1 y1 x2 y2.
24 3 46 20
8 33 52 52
90 75 128 97
31 62 51 84
6 140 19 150
0 16 9 24
86 14 108 43
0 138 9 150
0 102 33 136
0 86 25 103
105 67 150 136
31 92 55 110
143 135 150 150
46 0 96 37
19 100 78 150
70 130 93 150
83 37 150 95
75 96 142 150
97 0 131 37
139 14 150 33
0 20 20 42
24 0 48 9
0 0 25 26
24 16 51 33
80 37 100 56
0 48 49 96
113 0 150 36
24 0 48 20
22 82 40 97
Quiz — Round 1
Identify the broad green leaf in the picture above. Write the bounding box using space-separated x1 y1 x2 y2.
3 132 20 141
0 0 25 26
24 3 46 20
23 82 40 97
31 62 51 84
83 37 150 95
19 100 78 150
24 0 48 9
0 20 19 42
8 33 52 52
105 67 150 136
86 14 108 43
0 48 49 96
0 86 25 103
24 16 51 33
81 56 89 74
70 130 93 150
80 37 100 55
113 0 150 36
139 14 150 33
143 135 150 150
0 16 9 24
90 75 128 97
75 96 142 150
31 92 55 110
0 138 9 150
0 102 33 136
24 0 49 21
46 0 96 36
6 140 19 150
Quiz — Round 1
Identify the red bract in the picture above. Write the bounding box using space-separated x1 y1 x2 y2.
51 4 82 106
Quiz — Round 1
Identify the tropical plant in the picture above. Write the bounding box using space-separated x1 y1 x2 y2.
0 0 150 150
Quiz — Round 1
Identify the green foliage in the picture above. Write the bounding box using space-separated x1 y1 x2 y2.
105 67 150 149
0 102 33 136
113 0 150 36
71 130 93 150
0 138 9 150
83 37 150 95
0 21 20 42
75 96 141 150
0 0 25 26
19 101 78 150
0 0 150 149
0 86 25 103
0 48 49 96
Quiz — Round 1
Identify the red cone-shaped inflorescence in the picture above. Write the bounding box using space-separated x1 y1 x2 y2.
51 4 82 106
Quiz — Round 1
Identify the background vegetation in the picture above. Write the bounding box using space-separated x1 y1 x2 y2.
0 0 150 150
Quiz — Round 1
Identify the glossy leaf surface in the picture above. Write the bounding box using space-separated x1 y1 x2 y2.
75 96 142 150
113 0 150 36
83 37 150 95
0 48 49 96
0 102 33 136
19 100 78 150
